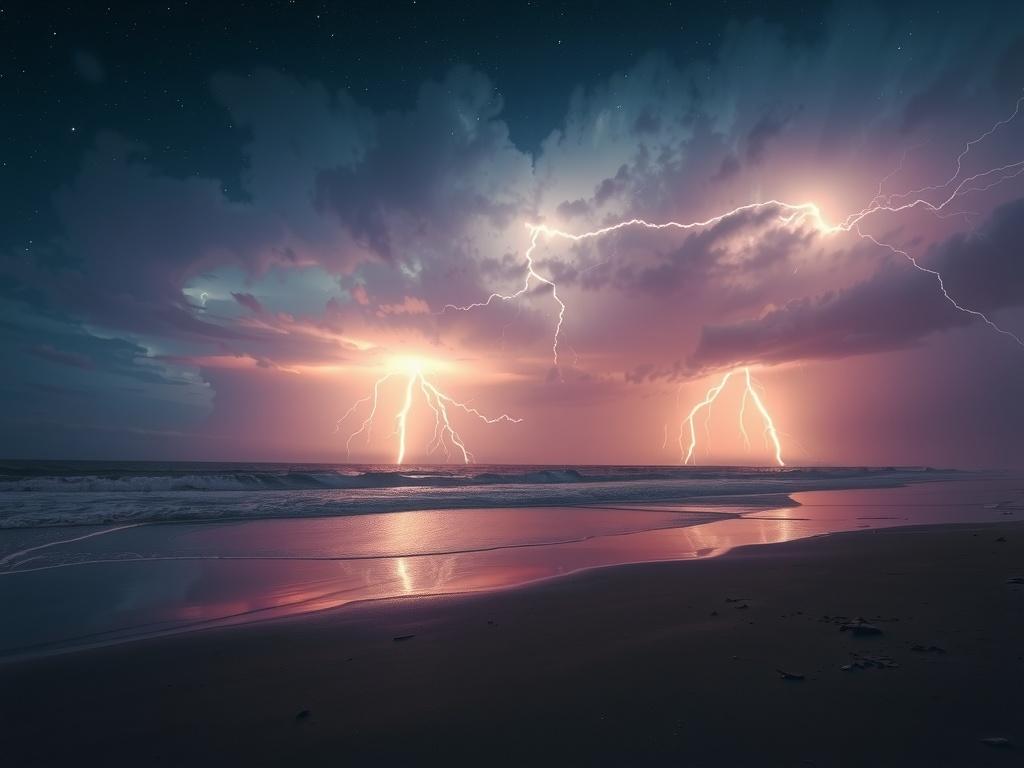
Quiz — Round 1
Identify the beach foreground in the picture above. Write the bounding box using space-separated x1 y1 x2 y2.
3 519 1023 766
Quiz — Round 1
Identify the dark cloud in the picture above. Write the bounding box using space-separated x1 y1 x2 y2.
28 344 95 370
714 153 741 181
593 165 632 207
993 36 1024 100
11 69 378 344
745 112 788 165
232 292 264 314
900 67 976 135
32 133 279 339
556 198 591 219
316 67 532 263
632 109 661 135
689 198 1024 371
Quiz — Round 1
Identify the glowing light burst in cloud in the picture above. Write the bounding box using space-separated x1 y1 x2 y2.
437 95 1024 465
447 94 1024 365
336 356 522 464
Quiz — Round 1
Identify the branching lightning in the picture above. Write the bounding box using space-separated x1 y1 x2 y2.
432 96 1024 465
336 360 522 465
444 227 567 367
446 95 1024 365
675 367 784 467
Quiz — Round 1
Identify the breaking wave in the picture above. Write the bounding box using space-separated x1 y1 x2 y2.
0 461 951 528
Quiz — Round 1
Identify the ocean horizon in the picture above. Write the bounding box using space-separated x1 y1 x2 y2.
0 461 952 529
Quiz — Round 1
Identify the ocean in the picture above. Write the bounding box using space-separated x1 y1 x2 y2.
0 461 945 528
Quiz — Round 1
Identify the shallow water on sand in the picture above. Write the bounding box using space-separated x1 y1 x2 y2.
0 478 1020 657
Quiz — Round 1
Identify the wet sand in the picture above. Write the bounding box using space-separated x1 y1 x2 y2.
3 519 1023 766
3 479 1019 657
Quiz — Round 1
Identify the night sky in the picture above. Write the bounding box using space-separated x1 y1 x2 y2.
3 0 1024 467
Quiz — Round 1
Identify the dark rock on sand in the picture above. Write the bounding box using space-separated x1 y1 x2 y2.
776 669 805 681
392 634 416 642
843 652 898 670
840 619 883 636
979 736 1012 748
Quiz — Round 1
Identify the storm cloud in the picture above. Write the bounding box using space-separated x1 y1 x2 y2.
4 0 1024 465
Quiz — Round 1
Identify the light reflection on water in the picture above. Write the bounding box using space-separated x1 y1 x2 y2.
0 479 1020 657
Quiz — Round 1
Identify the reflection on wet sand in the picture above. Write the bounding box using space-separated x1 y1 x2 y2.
0 478 1019 656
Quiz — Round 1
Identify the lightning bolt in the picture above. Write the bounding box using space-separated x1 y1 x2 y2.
675 367 784 466
529 183 1024 353
854 226 1024 346
743 368 784 467
870 95 1024 211
446 95 1024 365
444 227 567 368
436 95 1023 466
336 362 521 465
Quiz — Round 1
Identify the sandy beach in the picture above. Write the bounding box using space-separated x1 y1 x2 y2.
3 517 1022 766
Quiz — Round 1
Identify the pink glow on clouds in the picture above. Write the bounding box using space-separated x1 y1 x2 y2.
12 7 1024 468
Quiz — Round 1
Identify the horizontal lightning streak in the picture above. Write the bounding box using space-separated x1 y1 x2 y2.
434 95 1024 466
445 95 1024 367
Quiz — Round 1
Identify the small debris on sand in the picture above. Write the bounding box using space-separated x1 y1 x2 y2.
776 669 805 681
735 603 750 610
911 644 946 654
839 618 883 636
842 652 898 671
994 536 1007 543
1007 577 1024 584
725 597 752 603
392 634 416 642
979 736 1012 748
295 709 311 721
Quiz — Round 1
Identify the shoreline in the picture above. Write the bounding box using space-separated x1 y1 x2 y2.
0 466 963 530
0 518 984 662
0 518 981 660
3 518 1023 765
1 476 1018 661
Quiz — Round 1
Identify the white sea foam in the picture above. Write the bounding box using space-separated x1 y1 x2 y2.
0 463 951 528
